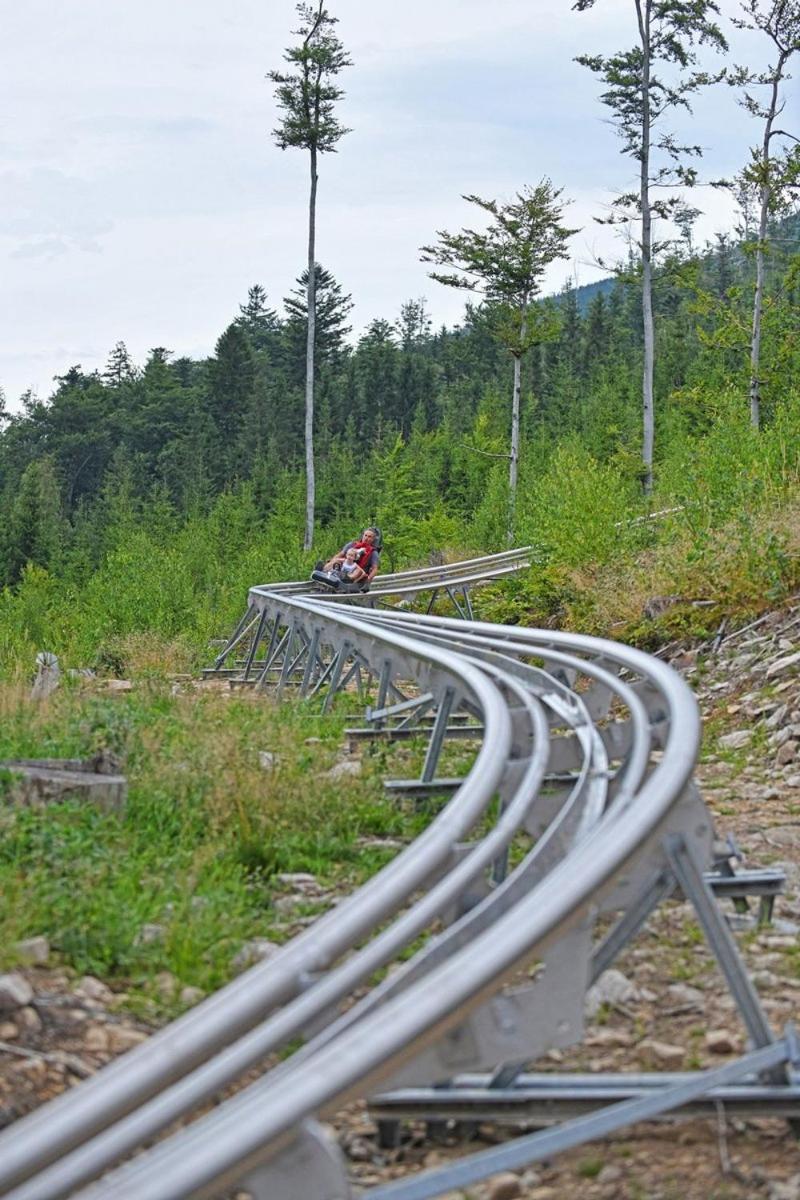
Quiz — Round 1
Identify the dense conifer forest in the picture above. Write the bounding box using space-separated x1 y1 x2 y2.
0 212 798 670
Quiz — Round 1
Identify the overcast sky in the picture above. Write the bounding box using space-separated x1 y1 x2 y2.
0 0 794 407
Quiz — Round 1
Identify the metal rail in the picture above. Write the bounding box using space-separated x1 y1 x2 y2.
1 550 794 1200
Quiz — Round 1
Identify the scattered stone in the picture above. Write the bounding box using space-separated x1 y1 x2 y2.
345 1136 374 1162
777 741 799 765
769 1175 800 1200
231 939 281 973
585 1028 634 1048
275 873 318 888
304 736 322 745
0 973 34 1012
105 1026 148 1053
102 679 134 693
718 730 752 750
0 1020 19 1039
597 1164 623 1184
154 971 178 999
16 1006 42 1033
75 976 115 1005
639 1039 685 1066
666 983 704 1008
134 923 166 948
766 652 800 679
705 1029 738 1054
11 1056 47 1082
179 986 205 1007
765 704 789 729
14 936 50 966
752 969 781 988
258 751 278 770
761 935 797 950
584 969 638 1018
327 759 362 780
486 1172 522 1200
84 1024 112 1053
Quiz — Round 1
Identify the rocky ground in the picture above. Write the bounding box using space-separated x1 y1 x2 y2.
2 604 800 1198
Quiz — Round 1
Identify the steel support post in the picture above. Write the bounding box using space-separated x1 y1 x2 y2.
242 609 270 681
276 623 300 699
590 870 676 983
665 834 777 1065
301 628 322 697
374 660 393 727
214 604 256 668
322 641 352 714
444 586 467 621
367 1039 793 1200
421 687 456 783
253 613 285 689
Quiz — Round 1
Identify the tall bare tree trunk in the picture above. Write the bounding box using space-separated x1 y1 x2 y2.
508 352 521 545
304 146 318 551
637 0 655 493
749 71 781 432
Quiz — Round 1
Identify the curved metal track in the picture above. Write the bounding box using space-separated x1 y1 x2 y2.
1 552 797 1200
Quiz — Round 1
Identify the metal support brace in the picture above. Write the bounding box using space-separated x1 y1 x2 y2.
254 615 285 689
374 660 393 726
322 641 352 714
276 623 300 699
444 586 468 621
242 609 269 681
367 693 435 725
214 604 256 668
590 870 676 983
308 646 345 700
397 696 436 732
339 655 370 695
665 834 777 1066
367 1038 794 1200
301 628 322 697
422 687 456 783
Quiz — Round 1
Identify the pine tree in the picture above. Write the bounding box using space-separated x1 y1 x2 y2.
236 285 279 353
5 457 65 583
282 265 353 382
103 341 136 387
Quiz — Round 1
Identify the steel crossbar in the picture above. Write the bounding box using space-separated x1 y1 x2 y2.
0 552 793 1200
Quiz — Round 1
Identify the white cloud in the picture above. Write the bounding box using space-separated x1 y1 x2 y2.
0 0 795 404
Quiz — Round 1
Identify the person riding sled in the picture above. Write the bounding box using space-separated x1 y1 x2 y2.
314 527 382 592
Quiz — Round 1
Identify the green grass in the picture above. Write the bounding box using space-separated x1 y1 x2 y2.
0 678 435 1014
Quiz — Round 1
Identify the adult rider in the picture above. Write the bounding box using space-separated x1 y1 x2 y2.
323 528 381 589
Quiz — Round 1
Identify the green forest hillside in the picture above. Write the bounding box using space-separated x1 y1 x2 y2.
0 215 797 675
